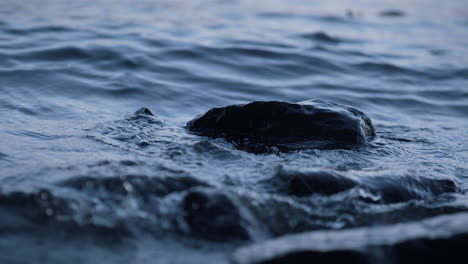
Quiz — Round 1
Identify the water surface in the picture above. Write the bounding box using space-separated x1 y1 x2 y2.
0 0 467 263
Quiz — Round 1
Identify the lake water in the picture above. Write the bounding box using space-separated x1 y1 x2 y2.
0 0 467 263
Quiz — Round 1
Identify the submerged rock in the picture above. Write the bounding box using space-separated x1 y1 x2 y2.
261 167 459 202
186 100 375 152
232 212 468 264
262 166 358 197
182 189 249 241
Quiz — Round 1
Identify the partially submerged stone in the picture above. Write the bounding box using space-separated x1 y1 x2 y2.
232 212 468 264
186 100 375 152
261 167 459 202
182 189 249 241
134 107 154 116
261 166 358 197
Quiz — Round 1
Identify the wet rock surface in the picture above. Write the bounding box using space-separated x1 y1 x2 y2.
260 166 460 203
134 107 154 116
186 100 375 152
261 167 358 197
232 212 468 264
182 189 250 241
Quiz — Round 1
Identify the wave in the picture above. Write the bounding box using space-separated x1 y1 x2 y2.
299 32 351 44
3 25 74 35
257 12 356 24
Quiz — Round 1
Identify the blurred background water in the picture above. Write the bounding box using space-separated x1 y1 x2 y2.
0 0 467 263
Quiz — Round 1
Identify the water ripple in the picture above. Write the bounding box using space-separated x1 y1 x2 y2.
0 0 467 262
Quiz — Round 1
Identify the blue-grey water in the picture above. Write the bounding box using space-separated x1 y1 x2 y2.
0 0 467 263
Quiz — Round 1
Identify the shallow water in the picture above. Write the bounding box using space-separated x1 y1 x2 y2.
0 0 467 263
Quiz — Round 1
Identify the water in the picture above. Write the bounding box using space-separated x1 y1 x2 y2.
0 0 467 263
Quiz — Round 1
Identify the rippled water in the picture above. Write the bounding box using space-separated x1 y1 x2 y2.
1 0 467 263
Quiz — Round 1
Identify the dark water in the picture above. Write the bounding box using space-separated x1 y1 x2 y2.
0 0 467 263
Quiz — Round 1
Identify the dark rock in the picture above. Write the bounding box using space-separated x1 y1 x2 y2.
261 167 459 203
232 212 468 264
250 250 369 264
186 100 375 152
134 107 154 116
262 167 358 197
182 189 249 241
361 176 460 204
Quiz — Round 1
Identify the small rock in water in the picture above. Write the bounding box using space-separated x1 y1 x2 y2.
134 107 154 116
186 100 375 152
